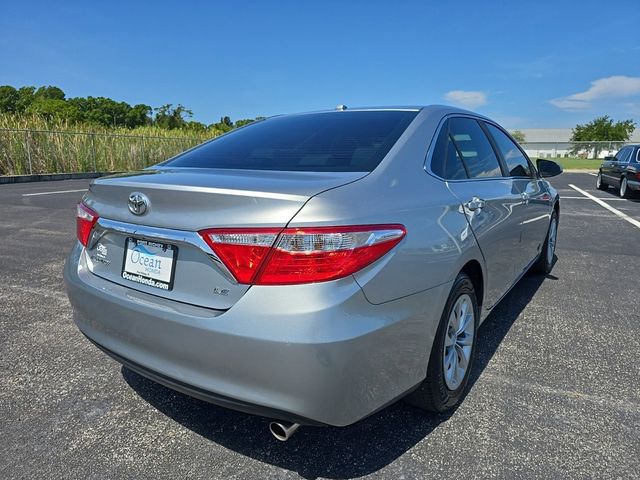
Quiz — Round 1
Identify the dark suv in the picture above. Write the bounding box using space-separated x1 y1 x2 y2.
597 145 640 198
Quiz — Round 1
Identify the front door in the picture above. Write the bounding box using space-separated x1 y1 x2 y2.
483 123 551 271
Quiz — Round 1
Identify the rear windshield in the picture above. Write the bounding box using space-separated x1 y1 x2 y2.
162 110 418 172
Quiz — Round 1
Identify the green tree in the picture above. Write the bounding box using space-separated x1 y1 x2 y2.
211 115 234 133
235 118 256 128
15 86 36 112
1 83 265 133
81 97 128 127
125 104 152 128
0 85 19 113
34 85 65 100
67 97 151 128
510 130 526 143
570 116 636 158
26 97 80 122
154 104 193 129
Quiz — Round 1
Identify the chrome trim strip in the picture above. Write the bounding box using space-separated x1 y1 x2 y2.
94 181 309 202
89 218 238 284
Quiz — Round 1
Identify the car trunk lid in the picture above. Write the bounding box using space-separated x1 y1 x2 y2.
81 167 366 310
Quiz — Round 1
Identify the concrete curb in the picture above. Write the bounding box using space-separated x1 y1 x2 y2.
0 172 117 185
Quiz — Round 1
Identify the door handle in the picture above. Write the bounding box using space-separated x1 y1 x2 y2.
466 197 485 211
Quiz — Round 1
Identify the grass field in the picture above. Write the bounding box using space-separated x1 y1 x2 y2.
530 156 603 170
545 157 601 170
0 114 215 176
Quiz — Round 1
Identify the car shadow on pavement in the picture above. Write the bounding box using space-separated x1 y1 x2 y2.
123 269 553 479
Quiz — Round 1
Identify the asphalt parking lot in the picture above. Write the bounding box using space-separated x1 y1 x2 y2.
1 172 639 479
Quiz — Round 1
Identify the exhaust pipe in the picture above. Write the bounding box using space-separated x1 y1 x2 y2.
269 421 301 441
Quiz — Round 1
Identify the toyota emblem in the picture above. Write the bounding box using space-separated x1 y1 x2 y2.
128 192 149 216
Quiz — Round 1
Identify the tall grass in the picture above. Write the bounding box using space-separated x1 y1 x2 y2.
0 114 218 175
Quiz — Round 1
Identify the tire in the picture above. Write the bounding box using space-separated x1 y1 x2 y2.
532 209 558 274
405 272 478 412
596 172 608 190
620 176 632 199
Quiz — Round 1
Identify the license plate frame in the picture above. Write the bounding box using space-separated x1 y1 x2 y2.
121 237 178 291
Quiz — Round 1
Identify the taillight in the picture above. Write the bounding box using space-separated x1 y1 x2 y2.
200 224 406 285
76 203 99 247
635 172 640 181
199 229 281 283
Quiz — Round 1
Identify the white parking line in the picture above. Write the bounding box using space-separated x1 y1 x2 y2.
562 196 625 201
586 172 597 177
22 189 87 197
568 184 640 229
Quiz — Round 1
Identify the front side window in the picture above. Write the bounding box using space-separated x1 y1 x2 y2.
448 118 502 178
485 123 532 177
162 110 418 172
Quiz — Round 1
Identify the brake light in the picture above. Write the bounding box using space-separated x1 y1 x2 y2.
635 172 640 181
199 229 281 283
199 224 406 285
76 203 99 247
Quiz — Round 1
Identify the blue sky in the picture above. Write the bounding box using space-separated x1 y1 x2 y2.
1 0 639 128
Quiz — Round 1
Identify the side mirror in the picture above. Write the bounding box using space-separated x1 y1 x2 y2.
536 159 563 178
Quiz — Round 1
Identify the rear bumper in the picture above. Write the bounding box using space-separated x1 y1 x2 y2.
86 335 326 425
627 179 640 191
64 243 450 426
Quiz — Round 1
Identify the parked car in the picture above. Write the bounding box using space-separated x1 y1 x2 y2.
64 106 561 441
597 145 640 198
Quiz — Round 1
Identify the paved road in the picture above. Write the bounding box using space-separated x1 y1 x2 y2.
1 173 639 479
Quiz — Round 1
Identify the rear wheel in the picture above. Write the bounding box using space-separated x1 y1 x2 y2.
405 273 477 412
532 210 558 274
596 172 608 190
620 176 632 199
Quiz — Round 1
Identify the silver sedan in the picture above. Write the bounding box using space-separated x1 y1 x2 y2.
64 105 561 440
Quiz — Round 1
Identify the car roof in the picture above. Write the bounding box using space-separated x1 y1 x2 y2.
285 104 490 118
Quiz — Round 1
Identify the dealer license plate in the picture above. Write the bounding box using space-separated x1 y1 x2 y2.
122 238 177 291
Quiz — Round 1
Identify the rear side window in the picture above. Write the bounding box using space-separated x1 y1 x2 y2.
615 148 631 163
162 111 418 172
485 123 532 177
430 119 468 180
448 118 502 178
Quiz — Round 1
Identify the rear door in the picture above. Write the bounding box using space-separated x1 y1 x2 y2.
606 147 632 186
484 122 551 269
617 147 634 180
432 116 523 308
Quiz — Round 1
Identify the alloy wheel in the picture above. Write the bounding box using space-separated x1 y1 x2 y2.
443 294 475 390
547 217 557 262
